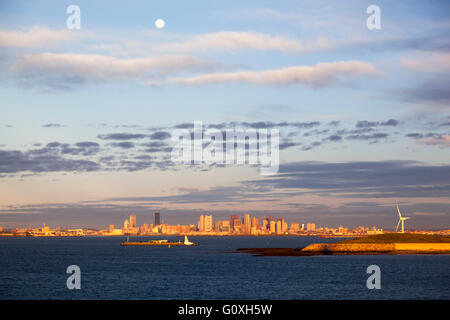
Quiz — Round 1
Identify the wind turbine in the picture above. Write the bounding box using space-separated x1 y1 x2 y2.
395 203 410 233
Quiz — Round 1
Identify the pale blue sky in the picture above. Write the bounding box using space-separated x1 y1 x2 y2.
0 0 449 229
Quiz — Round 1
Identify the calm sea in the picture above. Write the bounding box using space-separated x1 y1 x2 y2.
0 236 448 300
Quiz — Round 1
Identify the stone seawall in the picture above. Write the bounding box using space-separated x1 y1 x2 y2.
301 243 450 253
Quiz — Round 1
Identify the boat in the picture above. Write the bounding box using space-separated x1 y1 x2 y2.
120 236 199 246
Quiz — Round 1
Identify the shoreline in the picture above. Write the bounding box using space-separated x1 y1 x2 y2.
237 234 450 256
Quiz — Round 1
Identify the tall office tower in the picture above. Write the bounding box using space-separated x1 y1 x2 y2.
282 220 288 233
269 220 276 233
230 215 238 228
262 218 268 231
153 212 161 226
198 214 205 232
129 214 136 228
123 219 129 229
306 223 316 231
230 215 241 232
290 223 300 233
251 216 260 230
109 224 114 233
204 215 213 232
243 214 251 234
276 219 282 234
220 220 231 232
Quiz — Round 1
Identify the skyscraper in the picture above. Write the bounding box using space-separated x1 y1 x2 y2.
204 215 213 232
198 214 205 232
270 220 276 233
153 212 161 226
276 219 282 234
251 216 260 230
230 215 241 232
243 214 251 234
129 214 136 228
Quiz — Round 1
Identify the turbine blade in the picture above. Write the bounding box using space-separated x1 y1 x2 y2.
395 219 401 232
396 203 402 218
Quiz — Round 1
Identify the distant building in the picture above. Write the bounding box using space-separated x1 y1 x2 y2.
204 215 213 232
230 215 241 232
109 224 114 233
153 212 161 226
306 223 316 232
251 216 260 230
276 219 282 234
198 215 205 232
270 220 276 233
215 220 230 232
282 220 288 233
262 218 268 231
123 219 129 229
129 214 136 228
290 223 300 233
243 214 251 234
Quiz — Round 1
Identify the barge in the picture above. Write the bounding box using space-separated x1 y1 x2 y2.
120 236 199 246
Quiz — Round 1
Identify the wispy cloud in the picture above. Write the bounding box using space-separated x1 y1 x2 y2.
171 61 377 87
151 31 331 54
12 53 219 81
401 52 450 73
0 26 82 48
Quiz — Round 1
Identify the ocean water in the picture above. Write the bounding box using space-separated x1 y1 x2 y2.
0 236 448 300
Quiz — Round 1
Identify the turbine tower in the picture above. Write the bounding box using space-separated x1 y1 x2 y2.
395 203 410 233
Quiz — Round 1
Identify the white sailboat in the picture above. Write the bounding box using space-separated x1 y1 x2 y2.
184 235 194 245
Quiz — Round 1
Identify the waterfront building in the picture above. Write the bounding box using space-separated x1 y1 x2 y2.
153 212 161 226
243 214 251 234
198 215 205 232
282 220 288 233
251 216 260 230
262 218 268 231
276 219 282 234
230 215 242 232
129 214 136 228
215 220 230 233
204 215 213 232
290 223 300 233
270 220 276 233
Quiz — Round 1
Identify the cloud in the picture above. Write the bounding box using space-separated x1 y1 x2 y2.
400 74 450 105
356 119 399 128
401 52 450 73
244 161 450 199
0 149 100 173
153 31 330 54
110 142 135 149
417 134 450 147
0 26 82 48
171 61 377 87
12 53 218 81
150 131 171 140
346 133 389 141
75 141 99 148
98 133 147 140
42 123 65 128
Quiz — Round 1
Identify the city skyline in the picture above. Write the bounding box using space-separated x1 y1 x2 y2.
3 211 449 236
0 1 449 229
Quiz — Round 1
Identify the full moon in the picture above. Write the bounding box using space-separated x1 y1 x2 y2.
155 19 165 29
